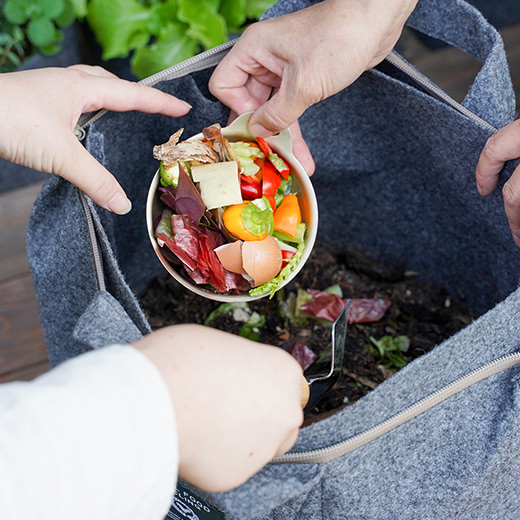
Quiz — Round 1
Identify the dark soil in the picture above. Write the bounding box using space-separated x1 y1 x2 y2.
139 243 477 424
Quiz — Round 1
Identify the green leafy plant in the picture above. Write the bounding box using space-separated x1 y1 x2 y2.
204 301 266 341
0 21 24 71
368 335 410 371
0 0 79 72
84 0 275 79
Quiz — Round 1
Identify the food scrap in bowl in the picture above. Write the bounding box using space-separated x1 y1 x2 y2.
146 113 318 301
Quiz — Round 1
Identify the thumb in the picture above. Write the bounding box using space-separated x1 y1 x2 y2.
57 136 131 214
248 83 309 138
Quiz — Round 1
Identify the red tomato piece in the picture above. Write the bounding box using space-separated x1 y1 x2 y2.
240 176 262 200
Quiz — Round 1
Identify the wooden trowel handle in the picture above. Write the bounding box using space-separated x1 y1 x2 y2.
301 376 310 409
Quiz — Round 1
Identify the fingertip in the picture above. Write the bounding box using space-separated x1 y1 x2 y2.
64 139 132 215
303 157 316 177
179 99 192 113
106 191 132 215
292 140 315 176
249 106 285 137
475 176 486 196
155 93 192 118
248 122 272 138
474 162 497 197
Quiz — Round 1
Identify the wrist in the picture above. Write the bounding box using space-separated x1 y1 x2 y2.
353 0 417 19
343 0 418 68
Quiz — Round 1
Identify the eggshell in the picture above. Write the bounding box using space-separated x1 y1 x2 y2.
242 236 283 286
215 241 246 275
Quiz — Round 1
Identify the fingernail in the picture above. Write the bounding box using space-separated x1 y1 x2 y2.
182 101 192 111
249 122 270 138
107 192 132 215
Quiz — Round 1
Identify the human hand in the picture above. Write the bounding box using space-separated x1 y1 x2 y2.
476 120 520 247
133 324 304 492
0 65 191 214
209 0 417 175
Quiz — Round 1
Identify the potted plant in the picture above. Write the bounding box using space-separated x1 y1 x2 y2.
0 0 83 72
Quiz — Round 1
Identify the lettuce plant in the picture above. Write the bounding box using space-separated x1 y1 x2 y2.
0 0 79 71
85 0 275 79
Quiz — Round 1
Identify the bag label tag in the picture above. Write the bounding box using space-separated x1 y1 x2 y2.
166 483 225 520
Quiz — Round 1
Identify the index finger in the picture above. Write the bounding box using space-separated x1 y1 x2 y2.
78 73 193 118
476 120 520 196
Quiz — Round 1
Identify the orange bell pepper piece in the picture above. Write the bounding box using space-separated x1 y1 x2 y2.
273 194 301 238
223 202 269 241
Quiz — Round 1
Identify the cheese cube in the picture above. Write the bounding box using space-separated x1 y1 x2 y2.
191 161 243 210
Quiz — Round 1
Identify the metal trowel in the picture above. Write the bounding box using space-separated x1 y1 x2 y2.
300 300 350 414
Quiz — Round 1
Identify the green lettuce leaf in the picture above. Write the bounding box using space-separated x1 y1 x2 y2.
3 0 30 25
55 0 76 27
156 208 174 240
241 202 273 237
70 0 87 18
131 22 199 78
245 0 273 19
231 141 264 176
178 0 227 49
249 241 306 298
146 0 178 35
87 0 151 59
27 17 56 47
220 0 247 30
40 0 65 20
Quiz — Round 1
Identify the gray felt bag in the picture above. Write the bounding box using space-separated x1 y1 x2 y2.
28 0 520 518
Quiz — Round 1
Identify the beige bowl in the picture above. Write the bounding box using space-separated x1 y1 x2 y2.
146 112 318 302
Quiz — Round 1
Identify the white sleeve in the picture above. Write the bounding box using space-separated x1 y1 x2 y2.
0 344 178 520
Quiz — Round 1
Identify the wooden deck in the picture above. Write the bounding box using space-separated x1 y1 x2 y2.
0 180 49 382
1 23 519 383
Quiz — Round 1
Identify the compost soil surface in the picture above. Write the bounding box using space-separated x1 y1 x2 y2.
140 243 477 424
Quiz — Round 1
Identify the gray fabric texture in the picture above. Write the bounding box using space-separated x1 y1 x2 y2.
27 0 520 517
73 291 143 349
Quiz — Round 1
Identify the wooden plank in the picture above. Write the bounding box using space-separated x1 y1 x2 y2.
0 180 46 284
0 274 49 381
0 360 50 384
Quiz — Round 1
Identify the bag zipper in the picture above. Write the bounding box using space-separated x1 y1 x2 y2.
271 351 520 464
74 48 497 140
385 51 497 132
77 39 237 132
78 190 106 292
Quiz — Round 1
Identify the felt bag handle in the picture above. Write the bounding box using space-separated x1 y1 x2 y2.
259 0 515 130
403 0 515 128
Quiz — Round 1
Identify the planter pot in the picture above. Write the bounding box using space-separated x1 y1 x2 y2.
0 25 81 194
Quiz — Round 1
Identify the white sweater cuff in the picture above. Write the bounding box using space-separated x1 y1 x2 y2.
0 344 178 520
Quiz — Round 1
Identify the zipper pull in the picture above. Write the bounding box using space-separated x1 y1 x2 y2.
74 124 86 142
